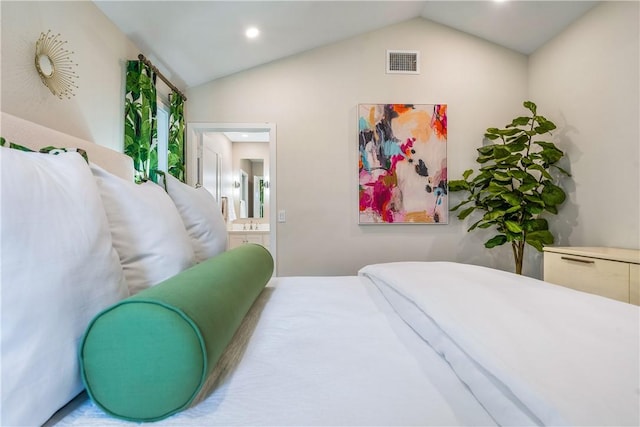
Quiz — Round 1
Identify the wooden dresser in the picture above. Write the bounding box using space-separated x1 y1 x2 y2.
543 247 640 305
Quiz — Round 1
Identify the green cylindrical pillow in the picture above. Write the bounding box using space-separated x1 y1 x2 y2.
79 244 273 422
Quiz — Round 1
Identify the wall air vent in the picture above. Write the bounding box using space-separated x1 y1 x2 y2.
386 50 420 74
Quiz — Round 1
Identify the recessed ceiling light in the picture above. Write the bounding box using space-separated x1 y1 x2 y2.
245 27 260 39
241 133 249 138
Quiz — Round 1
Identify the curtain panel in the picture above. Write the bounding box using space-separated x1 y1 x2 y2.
168 92 186 182
124 60 158 183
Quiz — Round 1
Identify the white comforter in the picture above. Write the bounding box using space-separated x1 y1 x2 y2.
360 262 640 427
57 275 495 426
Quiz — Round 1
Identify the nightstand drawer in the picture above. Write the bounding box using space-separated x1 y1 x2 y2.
544 252 630 303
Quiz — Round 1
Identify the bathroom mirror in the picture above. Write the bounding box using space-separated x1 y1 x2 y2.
238 159 265 218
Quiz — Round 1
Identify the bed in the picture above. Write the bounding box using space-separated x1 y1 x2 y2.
1 112 638 427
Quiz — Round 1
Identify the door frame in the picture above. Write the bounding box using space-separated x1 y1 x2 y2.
186 122 277 275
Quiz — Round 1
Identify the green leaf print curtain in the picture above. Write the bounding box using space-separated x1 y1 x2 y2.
168 92 186 182
125 60 157 183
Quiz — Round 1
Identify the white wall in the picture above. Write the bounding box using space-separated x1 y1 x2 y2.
203 132 233 195
529 2 639 251
187 17 530 276
202 132 232 204
1 0 140 152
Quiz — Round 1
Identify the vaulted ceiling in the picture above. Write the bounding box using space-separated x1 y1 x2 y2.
94 1 598 89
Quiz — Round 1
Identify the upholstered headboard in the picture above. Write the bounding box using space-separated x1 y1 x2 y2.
0 112 134 181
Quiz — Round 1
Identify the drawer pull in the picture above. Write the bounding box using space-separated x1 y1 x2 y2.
561 256 595 264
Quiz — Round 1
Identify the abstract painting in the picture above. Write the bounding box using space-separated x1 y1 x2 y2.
359 104 448 224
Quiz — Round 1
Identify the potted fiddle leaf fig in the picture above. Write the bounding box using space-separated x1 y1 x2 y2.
449 101 570 275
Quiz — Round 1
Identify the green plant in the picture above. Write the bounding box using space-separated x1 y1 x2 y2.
449 101 570 275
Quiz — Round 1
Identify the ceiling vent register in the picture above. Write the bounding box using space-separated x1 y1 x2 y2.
386 50 420 74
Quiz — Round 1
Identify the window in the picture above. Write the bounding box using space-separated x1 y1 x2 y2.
156 102 169 173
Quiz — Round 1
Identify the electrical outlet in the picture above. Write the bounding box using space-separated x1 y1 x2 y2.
278 210 286 223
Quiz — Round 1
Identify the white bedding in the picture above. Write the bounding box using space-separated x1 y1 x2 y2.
360 262 640 427
56 275 496 426
56 262 639 426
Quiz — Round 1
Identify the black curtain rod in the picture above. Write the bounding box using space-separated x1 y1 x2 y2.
137 54 187 101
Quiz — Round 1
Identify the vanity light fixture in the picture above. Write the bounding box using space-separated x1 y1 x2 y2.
34 30 78 99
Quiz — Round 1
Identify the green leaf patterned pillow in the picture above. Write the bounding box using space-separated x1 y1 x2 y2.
1 137 89 163
0 137 32 152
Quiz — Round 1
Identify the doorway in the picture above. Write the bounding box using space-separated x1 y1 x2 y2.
186 122 277 275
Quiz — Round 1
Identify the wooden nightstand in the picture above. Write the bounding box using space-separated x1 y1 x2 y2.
543 247 640 305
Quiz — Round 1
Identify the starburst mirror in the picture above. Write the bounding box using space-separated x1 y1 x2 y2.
34 31 78 99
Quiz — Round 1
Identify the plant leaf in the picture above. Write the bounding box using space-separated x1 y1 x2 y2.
473 171 493 184
491 171 512 182
505 221 523 233
523 101 537 114
448 179 469 192
508 169 529 181
450 199 472 212
485 235 507 248
477 146 495 155
541 182 566 206
506 134 528 152
526 230 554 251
534 141 559 150
510 116 531 127
499 154 523 166
534 121 557 134
496 128 522 137
493 145 511 160
540 147 564 164
552 164 572 177
528 164 553 180
476 154 494 164
518 181 539 193
487 181 507 195
458 206 475 220
524 194 544 205
483 210 506 221
524 204 544 215
500 192 521 206
524 218 549 232
468 219 483 231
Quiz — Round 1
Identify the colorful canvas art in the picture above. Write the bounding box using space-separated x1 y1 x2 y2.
359 104 448 224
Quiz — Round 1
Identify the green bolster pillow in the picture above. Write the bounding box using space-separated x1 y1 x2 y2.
79 244 273 422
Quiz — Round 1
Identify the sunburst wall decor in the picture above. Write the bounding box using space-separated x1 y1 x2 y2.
34 30 78 99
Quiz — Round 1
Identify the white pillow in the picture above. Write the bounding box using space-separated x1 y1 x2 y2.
0 148 129 427
161 173 228 263
91 164 195 295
